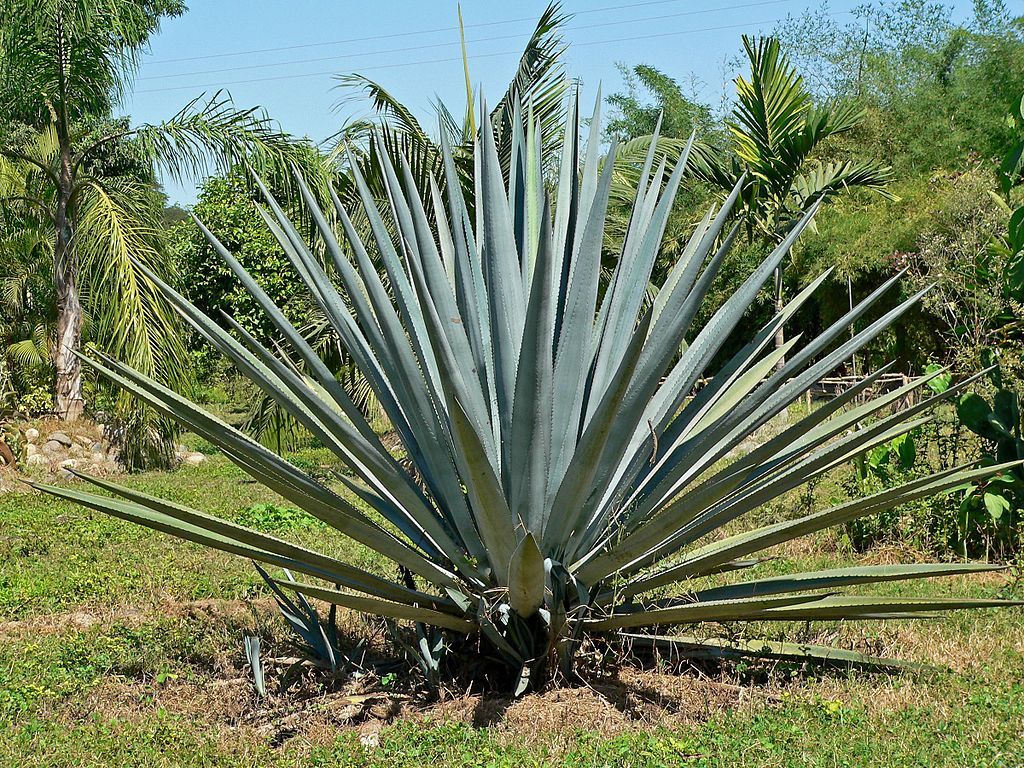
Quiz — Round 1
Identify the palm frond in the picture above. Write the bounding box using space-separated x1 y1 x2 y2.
489 2 571 174
75 176 191 401
130 91 332 198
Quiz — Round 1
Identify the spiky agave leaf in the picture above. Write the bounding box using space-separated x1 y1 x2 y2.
36 95 1022 694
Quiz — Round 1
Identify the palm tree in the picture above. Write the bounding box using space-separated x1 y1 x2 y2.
330 2 571 210
0 162 58 399
689 36 895 361
0 0 327 421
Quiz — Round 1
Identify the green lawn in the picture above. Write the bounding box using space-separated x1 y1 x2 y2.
2 455 1022 767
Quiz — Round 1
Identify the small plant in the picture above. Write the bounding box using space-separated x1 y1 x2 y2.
854 431 918 488
243 634 266 698
253 564 350 687
956 365 1024 559
237 503 322 533
34 98 1022 695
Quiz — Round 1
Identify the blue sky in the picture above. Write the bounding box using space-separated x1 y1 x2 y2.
119 0 968 205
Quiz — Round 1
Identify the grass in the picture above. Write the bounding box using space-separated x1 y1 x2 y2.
2 453 1023 767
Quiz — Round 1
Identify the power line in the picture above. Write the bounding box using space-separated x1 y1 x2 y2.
143 0 797 66
133 13 843 95
139 0 800 82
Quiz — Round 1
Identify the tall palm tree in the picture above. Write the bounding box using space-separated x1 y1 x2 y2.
689 36 896 361
330 2 571 209
0 122 191 435
0 0 327 421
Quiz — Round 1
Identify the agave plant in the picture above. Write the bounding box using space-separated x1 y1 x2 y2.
34 96 1021 694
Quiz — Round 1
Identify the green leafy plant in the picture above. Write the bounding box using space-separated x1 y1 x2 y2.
686 36 895 363
237 502 323 533
33 99 1022 694
855 432 918 487
997 93 1024 304
956 367 1024 558
0 0 331 428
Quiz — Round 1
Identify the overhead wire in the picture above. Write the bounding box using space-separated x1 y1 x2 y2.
134 10 841 95
138 0 802 82
144 0 790 65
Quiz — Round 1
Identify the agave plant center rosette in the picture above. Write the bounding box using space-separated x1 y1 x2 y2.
35 96 1022 693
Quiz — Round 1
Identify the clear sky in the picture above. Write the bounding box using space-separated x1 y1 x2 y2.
119 0 973 205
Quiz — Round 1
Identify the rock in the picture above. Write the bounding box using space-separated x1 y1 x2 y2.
46 431 73 447
90 451 106 463
184 452 207 465
41 440 64 454
26 454 48 467
68 611 99 630
69 444 87 458
25 428 39 442
58 458 80 479
89 441 103 452
74 434 92 446
25 443 38 457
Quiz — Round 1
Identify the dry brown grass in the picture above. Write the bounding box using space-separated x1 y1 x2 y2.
7 572 1021 759
50 656 765 754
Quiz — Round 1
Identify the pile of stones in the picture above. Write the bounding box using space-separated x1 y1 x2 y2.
23 424 120 477
0 421 209 484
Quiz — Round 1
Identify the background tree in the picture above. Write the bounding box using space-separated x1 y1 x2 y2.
0 0 328 426
330 2 571 211
688 35 894 361
774 0 1024 175
605 63 715 143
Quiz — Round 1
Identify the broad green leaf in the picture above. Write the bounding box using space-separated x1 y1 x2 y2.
508 533 546 617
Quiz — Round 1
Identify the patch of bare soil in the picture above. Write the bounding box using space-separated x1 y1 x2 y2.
0 597 268 639
421 667 751 736
56 661 764 754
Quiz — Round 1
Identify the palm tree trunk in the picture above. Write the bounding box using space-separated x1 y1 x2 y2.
53 152 83 421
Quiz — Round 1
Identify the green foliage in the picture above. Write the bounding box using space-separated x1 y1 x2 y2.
0 0 186 128
855 432 918 487
605 64 717 143
34 101 1023 695
997 94 1024 309
775 0 1024 176
956 372 1024 558
843 424 953 554
906 166 1014 370
236 503 323 534
168 172 317 343
0 0 333 440
689 35 894 246
751 3 1024 377
0 121 188 455
998 93 1024 198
